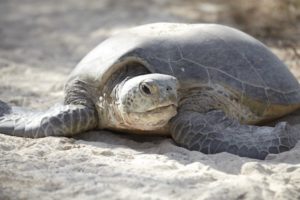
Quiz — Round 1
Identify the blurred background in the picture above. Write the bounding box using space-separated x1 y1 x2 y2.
0 0 299 108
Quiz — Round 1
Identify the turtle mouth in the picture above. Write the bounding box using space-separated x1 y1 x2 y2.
146 104 177 114
125 103 178 130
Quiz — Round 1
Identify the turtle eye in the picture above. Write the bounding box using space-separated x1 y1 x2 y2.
140 82 152 95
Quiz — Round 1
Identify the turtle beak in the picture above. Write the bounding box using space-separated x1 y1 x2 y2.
160 77 179 107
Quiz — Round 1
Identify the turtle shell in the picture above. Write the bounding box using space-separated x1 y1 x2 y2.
68 23 300 119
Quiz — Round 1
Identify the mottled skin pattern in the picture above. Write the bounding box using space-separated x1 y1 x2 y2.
170 111 298 160
1 23 300 160
98 72 178 132
0 104 97 137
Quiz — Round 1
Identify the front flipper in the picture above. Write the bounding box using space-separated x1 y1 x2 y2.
170 110 299 159
0 103 98 138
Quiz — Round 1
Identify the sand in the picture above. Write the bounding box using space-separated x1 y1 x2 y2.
0 0 300 199
1 132 300 200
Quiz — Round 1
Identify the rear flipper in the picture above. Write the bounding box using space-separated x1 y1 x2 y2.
0 102 98 138
170 110 299 159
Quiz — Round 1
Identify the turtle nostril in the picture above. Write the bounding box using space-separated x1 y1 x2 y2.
166 86 172 91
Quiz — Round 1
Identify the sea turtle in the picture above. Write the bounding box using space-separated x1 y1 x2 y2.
0 23 299 159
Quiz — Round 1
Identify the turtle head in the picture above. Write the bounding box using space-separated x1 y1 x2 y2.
117 74 178 130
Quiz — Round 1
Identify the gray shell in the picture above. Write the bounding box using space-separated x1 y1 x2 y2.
68 23 300 106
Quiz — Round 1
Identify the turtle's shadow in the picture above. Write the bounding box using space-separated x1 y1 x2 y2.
74 110 300 175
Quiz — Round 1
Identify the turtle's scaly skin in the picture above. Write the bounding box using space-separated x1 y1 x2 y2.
170 110 298 160
1 23 300 159
0 104 97 138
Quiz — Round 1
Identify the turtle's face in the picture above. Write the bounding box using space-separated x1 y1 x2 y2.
117 74 178 130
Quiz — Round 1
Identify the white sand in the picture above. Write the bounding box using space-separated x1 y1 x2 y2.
1 131 300 200
0 0 300 199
